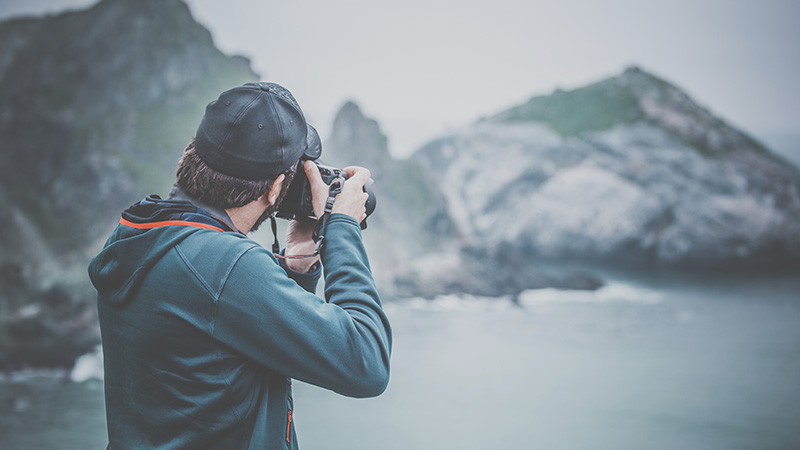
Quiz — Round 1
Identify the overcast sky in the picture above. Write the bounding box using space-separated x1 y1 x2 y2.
1 0 798 157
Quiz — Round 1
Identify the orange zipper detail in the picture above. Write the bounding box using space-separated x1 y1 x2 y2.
286 410 293 444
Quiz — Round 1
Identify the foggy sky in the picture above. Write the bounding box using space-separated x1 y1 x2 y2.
2 0 798 157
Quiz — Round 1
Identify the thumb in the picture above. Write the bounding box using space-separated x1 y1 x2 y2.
304 160 324 187
303 160 328 218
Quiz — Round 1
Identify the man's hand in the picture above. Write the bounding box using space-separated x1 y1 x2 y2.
284 220 319 273
332 166 371 224
303 160 329 220
283 161 327 273
284 163 370 272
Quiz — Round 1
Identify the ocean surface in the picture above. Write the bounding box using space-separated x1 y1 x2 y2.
1 270 799 450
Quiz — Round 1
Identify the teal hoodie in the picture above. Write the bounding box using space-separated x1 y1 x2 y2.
88 193 392 450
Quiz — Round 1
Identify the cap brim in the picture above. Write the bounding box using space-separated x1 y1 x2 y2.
303 124 322 160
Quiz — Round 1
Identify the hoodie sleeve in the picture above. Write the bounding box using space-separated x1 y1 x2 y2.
212 214 392 398
278 251 321 293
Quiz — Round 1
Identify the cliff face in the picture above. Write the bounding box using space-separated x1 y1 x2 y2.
0 0 255 255
324 102 603 298
412 67 800 268
0 0 257 367
323 102 456 295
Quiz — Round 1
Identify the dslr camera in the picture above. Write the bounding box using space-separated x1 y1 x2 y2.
276 125 376 228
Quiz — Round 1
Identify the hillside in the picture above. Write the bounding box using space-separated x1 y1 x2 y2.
0 0 257 367
324 102 603 298
413 67 800 268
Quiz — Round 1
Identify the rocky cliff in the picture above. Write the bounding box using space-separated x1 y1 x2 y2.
0 0 257 367
324 102 602 298
412 67 800 268
323 101 455 292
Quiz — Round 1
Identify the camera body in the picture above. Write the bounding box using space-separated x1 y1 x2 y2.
276 162 376 228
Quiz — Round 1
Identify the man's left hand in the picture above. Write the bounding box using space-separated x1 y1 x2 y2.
285 219 319 273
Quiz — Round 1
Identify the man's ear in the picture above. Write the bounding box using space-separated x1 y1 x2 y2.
266 173 285 206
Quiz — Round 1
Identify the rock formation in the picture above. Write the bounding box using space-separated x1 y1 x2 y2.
324 102 602 299
0 0 256 367
412 67 800 268
323 102 457 296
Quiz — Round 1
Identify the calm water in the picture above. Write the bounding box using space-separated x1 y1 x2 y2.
2 271 799 450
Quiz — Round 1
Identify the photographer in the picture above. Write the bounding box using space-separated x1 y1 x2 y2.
88 82 392 450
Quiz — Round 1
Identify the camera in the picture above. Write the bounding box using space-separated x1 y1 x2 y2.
276 162 376 228
275 126 376 228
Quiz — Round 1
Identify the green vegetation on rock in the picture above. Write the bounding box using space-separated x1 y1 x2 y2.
496 83 644 136
0 0 258 368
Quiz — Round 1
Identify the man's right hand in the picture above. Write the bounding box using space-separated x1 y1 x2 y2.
331 166 371 224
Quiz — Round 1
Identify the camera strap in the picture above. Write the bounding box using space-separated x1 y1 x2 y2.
311 174 346 253
270 214 281 255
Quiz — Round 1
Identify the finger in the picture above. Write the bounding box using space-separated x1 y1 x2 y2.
342 166 371 180
341 166 361 177
304 161 328 218
304 160 324 188
343 167 371 190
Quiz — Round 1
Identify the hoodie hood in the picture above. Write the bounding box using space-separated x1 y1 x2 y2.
88 195 237 307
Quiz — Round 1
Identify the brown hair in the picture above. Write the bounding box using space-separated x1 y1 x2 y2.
176 138 297 210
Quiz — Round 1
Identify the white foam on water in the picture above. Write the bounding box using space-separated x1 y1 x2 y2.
518 282 662 306
0 367 68 383
385 294 515 313
69 345 104 383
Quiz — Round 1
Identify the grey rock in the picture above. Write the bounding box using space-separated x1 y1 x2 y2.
323 101 457 297
324 102 605 299
412 67 800 268
0 0 257 368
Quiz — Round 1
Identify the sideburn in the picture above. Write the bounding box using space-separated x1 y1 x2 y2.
250 170 296 233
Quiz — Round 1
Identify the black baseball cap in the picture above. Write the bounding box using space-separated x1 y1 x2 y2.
195 82 319 180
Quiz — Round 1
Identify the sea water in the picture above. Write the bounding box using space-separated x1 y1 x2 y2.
2 272 799 450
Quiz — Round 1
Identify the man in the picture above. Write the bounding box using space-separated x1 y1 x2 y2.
88 82 392 449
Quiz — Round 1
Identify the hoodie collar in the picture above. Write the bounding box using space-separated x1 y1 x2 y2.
167 184 241 234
